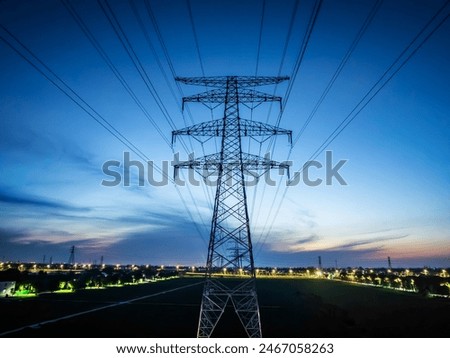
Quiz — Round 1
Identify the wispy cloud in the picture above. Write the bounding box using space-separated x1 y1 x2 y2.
326 234 409 251
0 189 90 212
263 231 320 253
0 227 28 241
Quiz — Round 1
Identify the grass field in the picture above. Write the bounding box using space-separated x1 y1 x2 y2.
0 277 448 338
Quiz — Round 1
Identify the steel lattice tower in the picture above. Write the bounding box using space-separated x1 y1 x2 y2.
68 245 75 266
172 76 291 338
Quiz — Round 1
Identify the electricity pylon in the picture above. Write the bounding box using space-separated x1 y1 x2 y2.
68 245 75 265
173 76 291 338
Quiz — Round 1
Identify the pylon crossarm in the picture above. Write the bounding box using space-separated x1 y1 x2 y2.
239 118 291 138
172 118 291 140
182 88 282 106
172 119 222 143
176 75 289 88
174 153 290 174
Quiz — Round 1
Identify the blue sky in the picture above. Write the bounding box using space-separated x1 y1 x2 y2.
0 0 449 268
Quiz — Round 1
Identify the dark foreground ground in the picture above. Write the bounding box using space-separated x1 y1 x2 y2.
0 277 448 337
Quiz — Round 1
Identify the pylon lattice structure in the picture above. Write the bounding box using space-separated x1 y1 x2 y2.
68 245 75 265
173 76 291 338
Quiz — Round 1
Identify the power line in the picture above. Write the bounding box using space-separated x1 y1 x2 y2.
253 0 322 240
249 0 300 230
97 0 215 230
138 0 214 211
82 0 209 222
63 0 212 223
255 0 383 244
183 0 222 206
0 22 209 252
263 0 300 125
300 0 450 169
0 23 148 165
128 0 184 118
186 0 206 76
61 0 171 147
256 0 450 258
254 0 266 76
277 0 323 127
97 0 179 133
292 0 383 147
143 0 196 126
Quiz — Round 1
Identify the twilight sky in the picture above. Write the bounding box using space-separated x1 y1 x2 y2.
0 0 449 268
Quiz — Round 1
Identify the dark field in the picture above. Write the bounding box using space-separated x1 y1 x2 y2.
0 277 449 338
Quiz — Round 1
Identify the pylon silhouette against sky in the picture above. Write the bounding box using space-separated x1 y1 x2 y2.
173 76 291 338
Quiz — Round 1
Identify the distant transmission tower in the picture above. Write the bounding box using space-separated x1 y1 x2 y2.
68 245 75 265
173 76 291 338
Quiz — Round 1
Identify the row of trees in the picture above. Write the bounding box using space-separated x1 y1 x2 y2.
1 267 179 294
337 271 450 296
